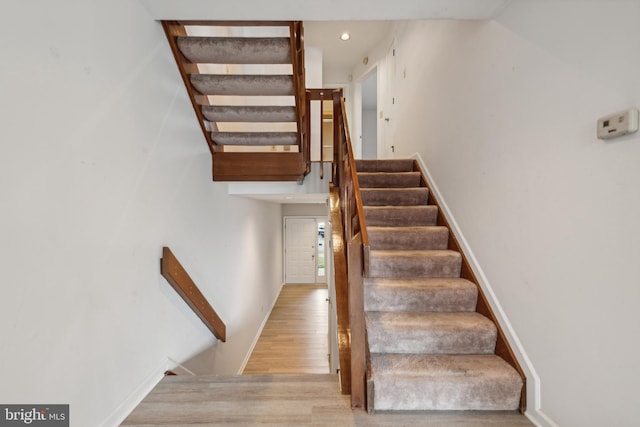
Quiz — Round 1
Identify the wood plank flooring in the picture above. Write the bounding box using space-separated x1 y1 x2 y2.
243 284 329 374
122 374 535 426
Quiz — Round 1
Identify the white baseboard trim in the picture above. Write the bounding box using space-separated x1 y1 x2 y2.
99 357 169 427
237 282 284 374
526 410 560 427
410 152 554 427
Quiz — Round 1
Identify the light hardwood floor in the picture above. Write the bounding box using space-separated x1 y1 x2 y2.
243 284 329 374
122 285 535 426
122 374 535 426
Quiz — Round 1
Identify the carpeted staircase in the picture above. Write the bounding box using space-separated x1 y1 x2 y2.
357 159 523 412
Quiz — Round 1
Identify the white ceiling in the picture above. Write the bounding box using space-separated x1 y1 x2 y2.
304 21 394 83
139 0 511 21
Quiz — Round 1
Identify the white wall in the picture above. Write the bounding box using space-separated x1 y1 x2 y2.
282 204 328 217
0 1 283 426
387 2 640 427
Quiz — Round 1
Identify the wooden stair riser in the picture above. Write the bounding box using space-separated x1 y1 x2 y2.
212 152 304 181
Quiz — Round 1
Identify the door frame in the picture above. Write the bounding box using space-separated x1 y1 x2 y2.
283 215 328 284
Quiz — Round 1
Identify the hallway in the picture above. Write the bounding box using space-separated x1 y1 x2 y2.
243 284 330 374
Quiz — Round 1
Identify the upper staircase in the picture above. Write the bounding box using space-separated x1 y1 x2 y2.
163 21 309 181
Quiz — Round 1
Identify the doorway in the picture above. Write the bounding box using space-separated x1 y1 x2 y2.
361 69 378 159
284 217 327 284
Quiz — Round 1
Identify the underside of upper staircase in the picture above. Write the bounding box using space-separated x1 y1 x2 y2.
163 21 308 181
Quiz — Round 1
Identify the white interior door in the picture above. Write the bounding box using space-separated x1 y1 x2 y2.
284 217 317 284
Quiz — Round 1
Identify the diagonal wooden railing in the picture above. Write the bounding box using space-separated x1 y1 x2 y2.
161 247 226 342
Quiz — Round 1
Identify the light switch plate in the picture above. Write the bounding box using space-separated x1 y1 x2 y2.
597 108 639 140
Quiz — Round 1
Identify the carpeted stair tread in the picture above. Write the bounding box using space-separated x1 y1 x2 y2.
177 37 292 64
368 226 449 250
369 354 522 411
356 159 415 173
191 74 294 96
364 277 478 312
368 250 461 278
360 188 429 206
202 105 296 123
364 206 438 226
211 131 297 146
366 311 497 354
357 172 422 188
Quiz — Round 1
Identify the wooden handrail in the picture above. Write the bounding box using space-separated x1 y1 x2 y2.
340 96 369 249
161 247 226 342
306 88 367 409
329 186 351 395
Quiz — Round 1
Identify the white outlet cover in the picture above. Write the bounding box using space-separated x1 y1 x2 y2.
597 108 639 140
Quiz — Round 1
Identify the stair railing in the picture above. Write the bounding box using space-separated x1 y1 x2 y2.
305 89 335 180
328 90 369 409
161 247 226 342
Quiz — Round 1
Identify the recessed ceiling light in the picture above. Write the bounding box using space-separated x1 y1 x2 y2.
340 32 351 41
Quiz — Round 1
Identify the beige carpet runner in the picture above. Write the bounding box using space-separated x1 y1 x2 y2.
357 159 522 411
